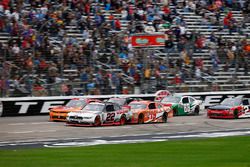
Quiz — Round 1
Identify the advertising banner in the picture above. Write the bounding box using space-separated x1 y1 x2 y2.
131 34 165 47
1 91 250 116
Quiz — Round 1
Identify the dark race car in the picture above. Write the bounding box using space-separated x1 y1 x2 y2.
207 96 250 119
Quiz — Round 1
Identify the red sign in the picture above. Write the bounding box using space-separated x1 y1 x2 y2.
131 34 165 47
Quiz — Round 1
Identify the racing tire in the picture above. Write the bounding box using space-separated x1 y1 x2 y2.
162 112 168 123
94 116 101 126
173 109 178 116
138 114 144 124
120 115 126 126
234 110 238 119
194 107 200 115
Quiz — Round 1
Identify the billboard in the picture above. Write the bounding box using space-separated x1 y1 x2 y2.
131 34 165 47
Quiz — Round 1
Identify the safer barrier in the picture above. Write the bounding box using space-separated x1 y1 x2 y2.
0 90 250 117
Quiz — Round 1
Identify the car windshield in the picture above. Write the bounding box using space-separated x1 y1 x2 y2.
66 100 86 108
107 98 126 106
129 103 147 109
221 98 241 107
83 103 104 112
161 96 181 103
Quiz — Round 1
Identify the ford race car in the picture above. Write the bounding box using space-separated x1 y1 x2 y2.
128 100 172 124
66 102 130 126
49 98 101 121
207 96 250 119
160 95 202 116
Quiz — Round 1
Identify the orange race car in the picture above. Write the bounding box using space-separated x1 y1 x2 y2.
128 100 173 124
49 98 101 121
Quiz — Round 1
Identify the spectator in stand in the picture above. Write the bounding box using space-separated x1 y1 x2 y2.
172 73 182 90
209 47 220 72
195 35 206 52
144 22 155 33
0 0 249 96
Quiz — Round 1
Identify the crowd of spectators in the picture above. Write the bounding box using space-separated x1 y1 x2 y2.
0 0 249 97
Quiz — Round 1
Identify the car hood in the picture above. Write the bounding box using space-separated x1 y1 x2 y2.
208 105 231 110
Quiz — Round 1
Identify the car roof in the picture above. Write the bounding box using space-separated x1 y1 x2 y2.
88 101 116 105
130 100 153 104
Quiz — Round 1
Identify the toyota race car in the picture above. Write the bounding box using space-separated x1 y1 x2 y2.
66 102 131 126
106 97 142 110
160 95 202 116
128 100 172 124
207 96 250 119
107 97 139 106
49 98 101 121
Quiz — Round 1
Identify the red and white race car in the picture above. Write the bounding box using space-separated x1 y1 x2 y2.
207 96 250 119
66 102 130 126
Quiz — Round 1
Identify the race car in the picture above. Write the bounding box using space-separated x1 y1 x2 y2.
49 98 101 121
106 97 142 110
128 100 172 124
66 102 130 126
207 96 250 119
106 97 136 106
160 94 202 116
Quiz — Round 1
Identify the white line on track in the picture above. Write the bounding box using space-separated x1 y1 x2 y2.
7 130 57 134
158 123 197 127
8 131 34 134
8 122 54 126
92 126 131 130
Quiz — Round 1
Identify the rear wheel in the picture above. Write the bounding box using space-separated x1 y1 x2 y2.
138 114 144 124
94 116 101 126
162 112 168 123
120 116 126 125
194 107 200 115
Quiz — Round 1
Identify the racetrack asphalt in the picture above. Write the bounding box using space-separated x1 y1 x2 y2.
1 110 250 149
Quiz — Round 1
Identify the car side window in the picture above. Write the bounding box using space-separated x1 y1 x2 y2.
157 104 162 109
149 103 156 109
114 104 121 110
127 98 134 104
189 97 195 103
182 97 189 104
106 105 115 112
243 99 249 105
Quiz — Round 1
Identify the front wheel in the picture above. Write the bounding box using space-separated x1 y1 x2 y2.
234 110 238 119
94 116 101 126
138 114 144 124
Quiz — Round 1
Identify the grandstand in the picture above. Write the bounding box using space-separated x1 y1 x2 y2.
0 0 249 97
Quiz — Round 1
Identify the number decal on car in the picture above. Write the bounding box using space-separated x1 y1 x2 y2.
106 113 115 121
244 106 249 114
184 105 190 113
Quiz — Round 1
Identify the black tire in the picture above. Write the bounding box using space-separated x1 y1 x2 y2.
194 107 200 115
120 115 126 125
162 112 168 123
138 114 144 124
234 110 238 119
94 116 101 126
173 109 178 116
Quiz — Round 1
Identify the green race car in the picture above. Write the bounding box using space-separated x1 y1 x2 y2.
160 95 202 116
